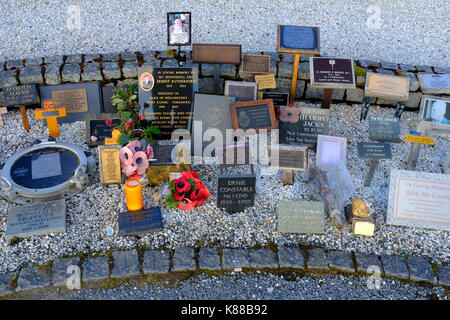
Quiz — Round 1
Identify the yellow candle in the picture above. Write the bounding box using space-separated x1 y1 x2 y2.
125 178 143 211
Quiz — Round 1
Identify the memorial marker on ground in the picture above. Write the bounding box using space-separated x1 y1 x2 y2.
357 142 392 186
267 145 308 185
417 73 450 94
258 91 289 119
86 113 122 146
368 115 402 143
418 95 450 137
278 200 325 234
217 174 256 213
118 207 163 236
98 145 122 184
2 84 40 131
224 81 258 101
242 54 271 74
231 99 277 132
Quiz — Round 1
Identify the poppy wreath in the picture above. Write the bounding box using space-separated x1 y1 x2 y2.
165 171 211 210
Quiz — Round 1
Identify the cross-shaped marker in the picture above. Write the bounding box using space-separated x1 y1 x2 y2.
34 100 66 137
0 107 7 126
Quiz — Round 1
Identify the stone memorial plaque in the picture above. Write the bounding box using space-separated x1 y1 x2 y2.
138 67 198 139
357 142 392 159
310 57 356 89
387 170 450 231
418 73 450 94
267 145 308 171
101 86 122 113
149 145 176 165
192 44 241 65
365 73 409 101
316 135 347 167
258 92 289 107
217 174 256 213
2 84 39 107
5 199 66 241
39 82 103 123
278 200 324 234
86 113 122 146
224 81 258 101
277 25 320 55
418 96 450 137
191 93 236 157
254 74 276 90
368 115 402 143
242 54 271 74
98 145 122 184
118 207 163 236
279 106 330 148
231 99 277 132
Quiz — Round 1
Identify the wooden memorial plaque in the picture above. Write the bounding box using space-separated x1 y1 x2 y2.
267 145 308 171
192 44 241 65
224 81 258 101
310 57 356 89
418 95 450 137
254 74 276 90
98 145 122 184
365 73 409 101
276 25 320 55
231 99 277 132
242 54 271 74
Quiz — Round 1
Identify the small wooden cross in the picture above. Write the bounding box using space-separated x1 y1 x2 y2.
34 100 66 138
0 107 7 126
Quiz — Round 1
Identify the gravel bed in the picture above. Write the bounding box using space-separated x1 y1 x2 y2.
0 103 449 274
0 0 448 67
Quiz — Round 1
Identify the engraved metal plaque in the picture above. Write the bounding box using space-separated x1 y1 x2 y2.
98 145 122 184
52 88 88 113
242 54 271 74
267 145 308 171
192 44 241 65
278 200 324 234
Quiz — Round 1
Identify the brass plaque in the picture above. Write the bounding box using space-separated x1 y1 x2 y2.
98 145 122 184
255 74 276 90
52 88 88 113
365 73 409 101
242 54 271 74
192 44 241 64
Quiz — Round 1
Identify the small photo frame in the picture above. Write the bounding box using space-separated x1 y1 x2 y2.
231 99 277 133
224 80 258 101
98 145 123 185
267 145 308 171
167 12 191 46
418 95 450 135
316 134 347 168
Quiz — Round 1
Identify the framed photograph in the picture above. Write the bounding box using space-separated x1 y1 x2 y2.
316 134 347 168
167 12 191 46
276 25 320 55
224 80 258 101
231 99 277 132
266 145 308 171
418 95 450 136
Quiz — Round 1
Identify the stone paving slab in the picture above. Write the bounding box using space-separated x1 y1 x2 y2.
381 255 409 279
0 273 14 296
142 250 170 274
249 249 278 269
380 61 399 70
407 256 437 284
102 62 121 80
51 257 80 286
416 65 433 72
307 248 329 270
437 266 450 287
82 63 102 81
44 64 61 85
19 66 43 84
25 57 43 66
65 54 82 64
61 64 81 82
121 51 136 61
354 253 382 274
162 59 179 68
122 61 138 78
111 250 141 278
102 52 120 61
172 247 196 271
328 251 355 273
44 55 64 65
142 60 161 68
0 70 18 87
82 256 110 281
278 246 304 269
222 249 250 269
16 266 51 292
198 248 221 270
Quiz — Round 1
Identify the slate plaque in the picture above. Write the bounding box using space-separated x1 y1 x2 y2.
357 142 392 159
310 57 356 89
138 67 198 139
2 84 39 107
387 170 450 231
279 106 330 148
278 200 324 234
365 73 409 101
5 199 66 241
149 145 176 165
242 54 271 74
259 92 289 106
224 81 258 101
217 174 256 213
418 73 450 94
267 145 308 171
231 99 277 132
277 25 320 55
98 145 122 184
101 86 129 113
192 44 241 65
118 207 163 236
86 113 122 146
368 115 402 143
39 82 103 123
192 93 236 157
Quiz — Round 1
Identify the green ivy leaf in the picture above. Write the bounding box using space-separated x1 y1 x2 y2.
119 133 130 145
148 126 161 134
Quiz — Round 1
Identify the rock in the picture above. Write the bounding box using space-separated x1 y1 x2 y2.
249 248 278 269
81 63 102 81
278 246 304 269
198 248 221 270
307 248 328 270
142 250 170 274
61 64 81 82
111 250 141 277
172 247 196 271
102 62 121 80
16 266 51 292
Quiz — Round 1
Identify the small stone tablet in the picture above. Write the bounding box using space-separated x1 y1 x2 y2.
278 200 324 234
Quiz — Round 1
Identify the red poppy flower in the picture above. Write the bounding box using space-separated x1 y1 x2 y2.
104 118 113 127
177 198 195 210
181 171 199 180
125 119 133 131
190 184 210 201
174 176 190 193
174 190 186 201
279 105 300 123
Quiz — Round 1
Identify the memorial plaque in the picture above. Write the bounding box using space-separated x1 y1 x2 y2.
192 44 241 65
149 145 176 165
118 207 163 236
357 142 392 159
5 199 66 241
387 170 450 231
276 25 320 55
138 67 198 139
267 145 308 171
368 115 402 143
39 82 103 123
316 135 347 167
258 92 289 107
192 93 236 157
254 74 276 90
86 113 122 146
98 145 122 184
278 200 324 234
217 174 256 213
242 54 271 74
418 73 450 94
2 84 39 106
365 73 409 101
279 106 330 148
418 96 450 137
224 81 258 101
102 86 124 113
404 134 435 145
310 57 356 89
231 99 276 132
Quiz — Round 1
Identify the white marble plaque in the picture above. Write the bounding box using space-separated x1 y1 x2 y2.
418 73 450 94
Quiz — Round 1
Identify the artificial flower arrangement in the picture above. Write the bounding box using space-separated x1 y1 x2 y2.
119 140 154 178
164 171 211 210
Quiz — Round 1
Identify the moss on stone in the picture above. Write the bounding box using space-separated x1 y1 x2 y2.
354 65 366 77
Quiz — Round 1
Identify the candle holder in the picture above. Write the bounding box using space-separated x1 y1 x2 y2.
125 178 144 211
